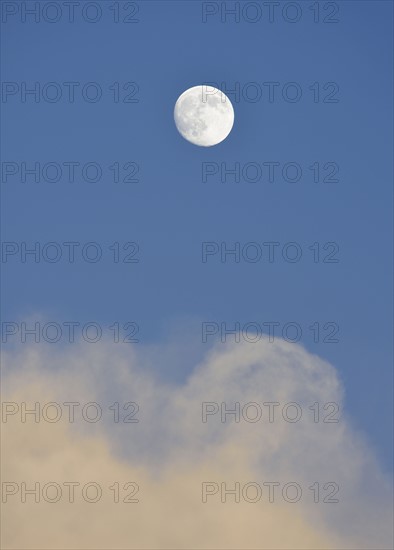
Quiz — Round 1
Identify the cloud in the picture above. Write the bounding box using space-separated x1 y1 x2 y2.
1 339 392 549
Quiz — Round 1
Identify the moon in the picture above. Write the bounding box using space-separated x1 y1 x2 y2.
174 85 234 147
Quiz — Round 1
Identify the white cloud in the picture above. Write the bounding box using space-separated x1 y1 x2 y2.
1 339 392 549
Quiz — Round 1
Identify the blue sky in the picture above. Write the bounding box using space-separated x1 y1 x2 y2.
1 0 393 480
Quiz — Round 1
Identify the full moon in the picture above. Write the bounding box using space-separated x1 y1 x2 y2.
174 85 234 147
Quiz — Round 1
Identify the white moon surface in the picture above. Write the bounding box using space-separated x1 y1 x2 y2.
174 85 234 147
